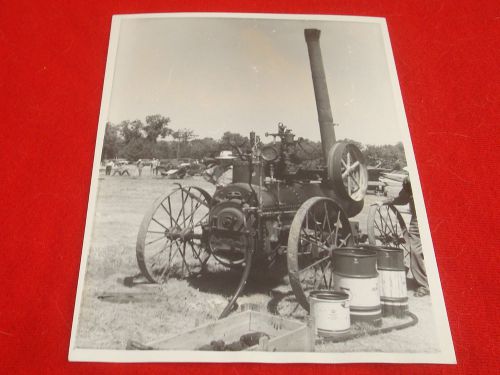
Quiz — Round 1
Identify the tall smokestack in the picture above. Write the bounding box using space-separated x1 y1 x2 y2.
304 29 336 159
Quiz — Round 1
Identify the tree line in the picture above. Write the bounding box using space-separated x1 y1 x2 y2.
102 114 406 169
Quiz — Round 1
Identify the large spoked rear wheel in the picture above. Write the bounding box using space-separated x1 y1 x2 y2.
367 203 410 268
287 197 353 312
136 186 211 283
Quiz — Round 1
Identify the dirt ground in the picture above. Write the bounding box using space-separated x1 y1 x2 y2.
75 168 440 353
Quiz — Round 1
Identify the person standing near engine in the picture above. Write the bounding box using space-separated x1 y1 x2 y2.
202 151 235 189
377 176 429 297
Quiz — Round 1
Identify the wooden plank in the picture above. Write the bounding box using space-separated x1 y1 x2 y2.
150 311 251 349
247 326 311 352
145 310 310 352
250 311 304 331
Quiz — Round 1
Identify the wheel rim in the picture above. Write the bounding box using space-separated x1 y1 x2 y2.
367 204 410 267
328 142 368 202
136 186 211 283
287 197 353 312
339 144 367 201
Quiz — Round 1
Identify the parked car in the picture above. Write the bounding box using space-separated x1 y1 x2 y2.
378 169 409 186
157 158 195 172
367 167 389 196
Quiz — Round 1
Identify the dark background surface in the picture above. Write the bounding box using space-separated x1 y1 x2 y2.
0 1 498 374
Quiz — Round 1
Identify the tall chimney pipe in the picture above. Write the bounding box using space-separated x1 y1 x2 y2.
304 29 336 160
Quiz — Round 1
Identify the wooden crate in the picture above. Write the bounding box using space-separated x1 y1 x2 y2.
141 310 313 352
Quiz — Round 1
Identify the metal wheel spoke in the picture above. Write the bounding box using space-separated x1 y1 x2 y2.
342 160 361 192
151 217 169 230
171 240 187 271
328 261 334 288
374 218 391 243
376 208 386 235
341 160 360 179
150 242 173 279
350 176 360 190
373 219 384 237
181 192 187 226
376 207 400 244
386 208 398 234
179 242 187 275
175 190 185 226
149 240 169 263
377 209 391 237
333 211 341 246
325 210 333 244
179 200 203 227
323 210 338 245
297 255 330 275
322 202 328 233
346 152 352 194
189 240 201 259
299 234 331 253
158 246 175 280
147 230 166 234
389 212 399 237
316 259 331 289
338 233 352 247
145 235 167 246
189 240 208 265
192 211 209 228
174 190 187 226
181 241 196 275
162 199 178 228
182 189 208 207
169 241 180 264
368 203 410 264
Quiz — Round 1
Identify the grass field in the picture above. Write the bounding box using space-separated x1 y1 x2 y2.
75 169 440 353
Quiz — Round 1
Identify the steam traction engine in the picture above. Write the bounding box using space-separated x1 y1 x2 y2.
135 29 369 318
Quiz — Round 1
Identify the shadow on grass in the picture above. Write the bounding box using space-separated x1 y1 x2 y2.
187 265 287 298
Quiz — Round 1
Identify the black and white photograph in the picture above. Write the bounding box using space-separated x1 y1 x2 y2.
69 13 455 363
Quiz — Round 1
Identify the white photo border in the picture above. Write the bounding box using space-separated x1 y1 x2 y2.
68 12 456 364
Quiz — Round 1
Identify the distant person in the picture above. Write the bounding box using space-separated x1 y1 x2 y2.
202 151 235 188
136 159 144 177
377 176 429 296
112 162 120 176
105 160 113 176
153 158 160 176
113 162 130 176
150 158 155 175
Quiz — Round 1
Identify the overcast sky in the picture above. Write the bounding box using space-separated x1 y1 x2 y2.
107 16 403 145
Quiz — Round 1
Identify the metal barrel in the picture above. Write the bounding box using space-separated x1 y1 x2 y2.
333 248 382 326
372 246 408 318
304 29 336 160
309 290 351 337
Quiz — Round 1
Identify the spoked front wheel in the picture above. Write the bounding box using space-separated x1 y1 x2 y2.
367 203 410 268
287 197 353 312
136 186 211 283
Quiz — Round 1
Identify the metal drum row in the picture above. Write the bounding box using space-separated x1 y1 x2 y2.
309 246 408 337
